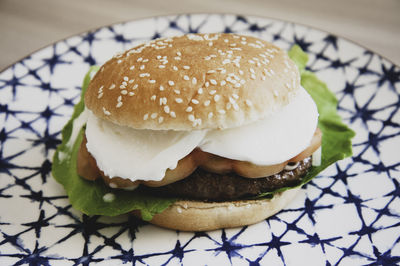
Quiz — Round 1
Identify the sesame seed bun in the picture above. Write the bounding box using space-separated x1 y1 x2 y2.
137 188 301 231
85 33 301 130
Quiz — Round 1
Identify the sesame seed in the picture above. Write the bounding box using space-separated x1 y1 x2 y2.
251 74 256 80
183 65 190 70
175 98 183 103
150 95 156 101
192 77 197 85
159 97 167 105
232 94 239 99
109 84 115 90
209 90 217 95
121 90 127 95
207 70 216 74
210 79 217 85
129 92 135 96
149 79 156 84
208 112 213 119
168 80 175 86
137 57 143 62
97 93 103 99
218 109 226 114
158 116 164 123
188 114 195 121
173 66 178 71
204 100 211 106
174 89 181 95
214 95 221 102
116 102 123 108
143 113 149 120
245 100 253 107
117 96 122 102
129 79 134 84
205 81 210 87
177 51 182 56
119 85 126 89
139 73 150 77
186 106 193 112
117 59 122 64
164 106 170 113
170 111 176 118
184 75 189 81
140 65 145 70
194 118 202 126
226 103 231 110
174 56 181 60
198 88 203 94
122 81 127 86
132 84 138 90
158 65 166 69
151 113 158 119
191 99 199 105
103 107 111 116
220 80 226 86
204 56 211 61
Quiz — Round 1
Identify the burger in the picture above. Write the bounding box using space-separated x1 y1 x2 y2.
53 33 353 231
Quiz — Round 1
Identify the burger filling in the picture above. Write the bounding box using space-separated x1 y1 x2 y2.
77 85 321 199
83 86 318 181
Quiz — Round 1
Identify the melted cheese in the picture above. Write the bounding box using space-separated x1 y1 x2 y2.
200 87 318 165
85 112 206 181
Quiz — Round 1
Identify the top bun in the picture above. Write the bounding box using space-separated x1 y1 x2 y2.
85 33 300 130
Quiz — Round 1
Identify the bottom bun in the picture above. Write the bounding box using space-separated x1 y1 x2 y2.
138 188 301 231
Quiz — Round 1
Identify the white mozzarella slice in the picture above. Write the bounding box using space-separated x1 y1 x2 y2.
199 87 319 165
85 111 206 181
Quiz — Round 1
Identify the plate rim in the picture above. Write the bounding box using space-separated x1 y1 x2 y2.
0 12 398 74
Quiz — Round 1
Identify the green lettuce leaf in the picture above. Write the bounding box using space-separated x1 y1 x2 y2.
52 46 355 220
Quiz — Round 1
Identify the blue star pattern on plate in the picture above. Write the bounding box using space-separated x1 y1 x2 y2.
0 14 399 265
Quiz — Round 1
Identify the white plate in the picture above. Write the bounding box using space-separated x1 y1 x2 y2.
0 14 399 265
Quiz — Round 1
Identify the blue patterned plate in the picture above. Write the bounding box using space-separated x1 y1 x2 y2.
0 14 399 265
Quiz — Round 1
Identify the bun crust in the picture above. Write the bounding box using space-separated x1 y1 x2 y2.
141 188 301 231
85 33 300 130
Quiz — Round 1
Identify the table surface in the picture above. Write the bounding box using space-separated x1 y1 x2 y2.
1 0 399 71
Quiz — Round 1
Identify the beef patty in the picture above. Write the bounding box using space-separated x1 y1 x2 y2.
143 157 312 201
